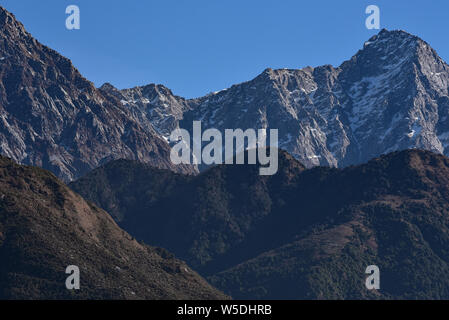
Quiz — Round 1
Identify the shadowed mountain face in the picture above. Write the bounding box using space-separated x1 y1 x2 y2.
71 149 449 299
0 7 196 182
0 156 228 300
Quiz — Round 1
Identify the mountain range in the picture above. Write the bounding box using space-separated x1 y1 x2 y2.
102 29 449 170
2 5 449 180
3 5 449 300
71 149 449 299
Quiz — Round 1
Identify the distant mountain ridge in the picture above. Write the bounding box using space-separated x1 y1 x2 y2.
70 149 449 299
105 29 449 169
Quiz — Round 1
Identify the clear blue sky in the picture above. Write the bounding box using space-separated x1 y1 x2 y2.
2 0 448 98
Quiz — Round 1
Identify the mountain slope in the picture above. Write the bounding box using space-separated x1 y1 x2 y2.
71 149 449 299
210 150 449 299
70 150 306 268
0 155 227 299
0 6 196 182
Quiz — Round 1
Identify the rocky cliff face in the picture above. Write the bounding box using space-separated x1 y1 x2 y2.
0 6 196 182
115 29 449 169
99 83 192 138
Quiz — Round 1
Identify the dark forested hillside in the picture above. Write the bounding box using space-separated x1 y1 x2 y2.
0 156 228 300
71 149 449 299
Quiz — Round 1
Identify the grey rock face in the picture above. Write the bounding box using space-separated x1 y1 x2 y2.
99 82 192 138
0 6 196 181
119 29 449 169
2 3 449 179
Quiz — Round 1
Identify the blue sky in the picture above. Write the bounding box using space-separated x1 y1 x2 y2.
2 0 448 98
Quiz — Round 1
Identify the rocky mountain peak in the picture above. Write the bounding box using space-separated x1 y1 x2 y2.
0 6 197 181
0 6 21 29
341 30 419 81
366 28 419 46
99 82 117 92
0 6 33 49
147 29 449 170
